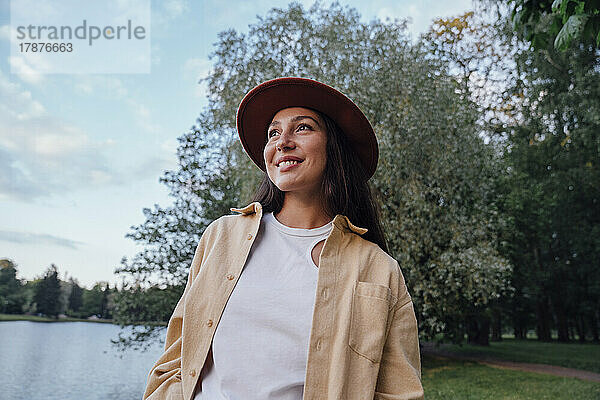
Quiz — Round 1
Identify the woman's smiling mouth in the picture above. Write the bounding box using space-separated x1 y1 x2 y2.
278 161 302 172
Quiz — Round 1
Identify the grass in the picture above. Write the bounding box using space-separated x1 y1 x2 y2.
423 354 600 399
437 338 600 373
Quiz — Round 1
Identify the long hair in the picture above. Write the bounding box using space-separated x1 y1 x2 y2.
250 110 389 254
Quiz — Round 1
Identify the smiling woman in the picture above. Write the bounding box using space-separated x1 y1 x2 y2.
142 77 424 400
263 107 328 203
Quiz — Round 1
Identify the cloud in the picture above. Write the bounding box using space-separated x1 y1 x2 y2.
69 76 163 135
118 137 178 181
0 69 121 201
0 230 84 249
152 0 190 30
72 75 129 97
375 0 473 37
126 100 164 134
0 147 47 199
377 6 413 23
8 56 45 85
11 0 61 22
183 57 212 97
129 154 176 180
163 0 189 19
0 77 46 122
0 25 11 41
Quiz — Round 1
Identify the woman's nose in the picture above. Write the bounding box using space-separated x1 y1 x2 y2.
276 129 296 150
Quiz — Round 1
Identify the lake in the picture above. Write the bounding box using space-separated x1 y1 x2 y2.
0 321 165 400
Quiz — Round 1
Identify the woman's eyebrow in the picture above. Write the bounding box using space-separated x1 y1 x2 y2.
268 115 321 128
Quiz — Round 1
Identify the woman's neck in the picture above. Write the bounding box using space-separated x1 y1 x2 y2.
274 193 332 229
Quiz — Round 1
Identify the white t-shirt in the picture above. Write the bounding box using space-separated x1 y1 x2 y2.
194 211 333 400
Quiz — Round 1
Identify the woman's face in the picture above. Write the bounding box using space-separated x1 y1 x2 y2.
264 107 328 195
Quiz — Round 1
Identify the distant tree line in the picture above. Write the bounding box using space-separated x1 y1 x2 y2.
0 258 115 320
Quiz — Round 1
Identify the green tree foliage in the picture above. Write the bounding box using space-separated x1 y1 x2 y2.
421 8 520 344
20 279 39 314
509 0 600 50
81 282 113 319
430 3 600 342
33 264 62 318
115 1 512 347
67 277 83 314
500 31 600 342
112 285 185 351
423 7 523 140
0 258 26 314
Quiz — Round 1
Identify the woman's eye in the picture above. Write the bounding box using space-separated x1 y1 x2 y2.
268 123 311 138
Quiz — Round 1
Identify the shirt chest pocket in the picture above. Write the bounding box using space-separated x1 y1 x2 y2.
348 281 395 364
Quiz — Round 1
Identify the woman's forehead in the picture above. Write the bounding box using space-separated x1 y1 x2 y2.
271 106 322 122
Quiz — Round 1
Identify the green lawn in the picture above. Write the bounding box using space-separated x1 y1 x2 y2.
423 355 600 400
438 339 600 373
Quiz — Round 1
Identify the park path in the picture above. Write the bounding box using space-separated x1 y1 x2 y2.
421 343 600 383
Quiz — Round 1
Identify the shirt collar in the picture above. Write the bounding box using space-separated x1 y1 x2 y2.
230 202 368 236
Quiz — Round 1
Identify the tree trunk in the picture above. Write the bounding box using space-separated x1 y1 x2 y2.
479 318 491 345
513 325 526 339
575 315 586 343
533 248 552 342
511 288 528 339
467 314 490 346
568 320 576 341
491 308 502 342
536 296 552 341
590 313 599 343
554 301 569 342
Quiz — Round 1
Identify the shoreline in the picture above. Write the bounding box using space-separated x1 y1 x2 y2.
0 313 166 326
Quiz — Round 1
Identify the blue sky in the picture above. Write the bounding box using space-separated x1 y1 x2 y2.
0 0 472 288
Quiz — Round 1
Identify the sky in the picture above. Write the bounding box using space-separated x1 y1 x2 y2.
0 0 473 289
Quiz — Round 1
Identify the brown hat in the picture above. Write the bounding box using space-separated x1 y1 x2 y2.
236 77 379 180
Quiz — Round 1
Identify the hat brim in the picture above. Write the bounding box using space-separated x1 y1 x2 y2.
236 77 378 180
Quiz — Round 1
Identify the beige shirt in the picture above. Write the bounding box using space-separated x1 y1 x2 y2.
142 201 424 400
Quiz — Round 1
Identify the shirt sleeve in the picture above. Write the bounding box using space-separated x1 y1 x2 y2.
142 227 210 400
374 264 424 400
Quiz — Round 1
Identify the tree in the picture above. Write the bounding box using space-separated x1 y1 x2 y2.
509 0 600 51
0 258 25 314
423 6 524 142
115 1 512 348
100 282 113 319
33 264 62 318
422 8 530 343
438 3 600 342
112 284 185 351
20 279 39 314
67 277 83 315
500 32 600 342
80 282 112 318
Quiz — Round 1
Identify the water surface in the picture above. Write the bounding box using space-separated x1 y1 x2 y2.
0 321 165 400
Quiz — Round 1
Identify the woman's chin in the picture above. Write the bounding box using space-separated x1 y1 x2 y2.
274 183 296 192
273 180 306 192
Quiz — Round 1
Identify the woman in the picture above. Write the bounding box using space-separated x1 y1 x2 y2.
143 77 423 400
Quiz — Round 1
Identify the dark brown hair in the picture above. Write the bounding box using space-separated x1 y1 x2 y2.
250 109 389 254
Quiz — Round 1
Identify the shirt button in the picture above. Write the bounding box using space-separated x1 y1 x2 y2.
316 339 322 351
247 233 253 240
226 273 235 280
322 288 328 299
190 369 197 377
206 319 213 327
